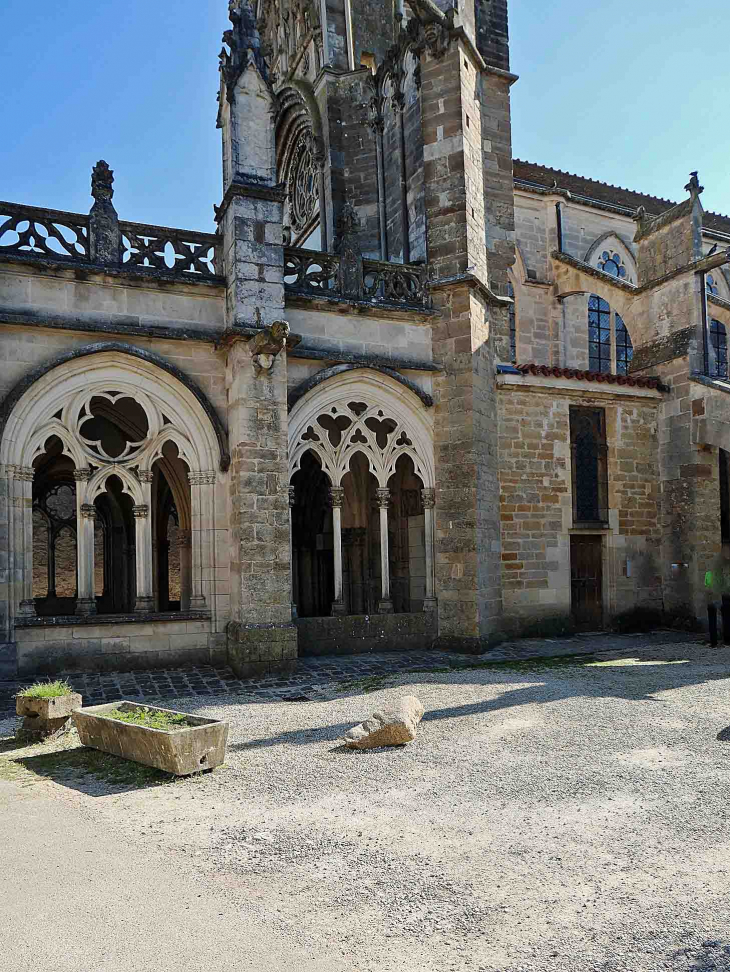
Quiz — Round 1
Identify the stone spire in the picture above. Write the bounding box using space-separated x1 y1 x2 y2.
220 0 268 102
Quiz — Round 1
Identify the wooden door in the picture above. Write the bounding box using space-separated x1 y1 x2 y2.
570 535 603 630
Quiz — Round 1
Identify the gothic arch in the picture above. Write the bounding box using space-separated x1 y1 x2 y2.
1 349 224 630
288 369 435 488
583 232 637 284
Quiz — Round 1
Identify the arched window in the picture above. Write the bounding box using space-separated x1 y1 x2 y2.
588 295 611 374
616 314 634 376
588 295 633 375
710 320 728 379
707 274 720 296
507 282 517 363
598 250 628 279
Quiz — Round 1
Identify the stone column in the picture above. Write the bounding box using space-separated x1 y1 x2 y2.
12 466 36 617
421 487 437 613
178 530 192 612
288 485 299 618
376 488 393 614
329 486 346 616
188 471 215 611
76 504 98 616
133 503 154 614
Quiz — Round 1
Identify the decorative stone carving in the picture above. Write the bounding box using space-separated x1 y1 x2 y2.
132 505 149 518
80 504 97 519
251 320 290 374
7 464 35 482
288 132 318 236
335 202 364 300
188 471 217 486
329 486 345 508
220 0 269 102
288 485 297 507
89 160 121 266
421 488 436 509
73 468 93 482
376 488 392 509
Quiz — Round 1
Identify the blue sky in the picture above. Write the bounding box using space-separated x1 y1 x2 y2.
1 1 728 231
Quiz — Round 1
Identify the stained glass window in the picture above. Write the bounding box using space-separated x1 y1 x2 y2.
507 281 516 363
707 274 720 296
711 319 728 379
616 314 633 376
588 295 611 374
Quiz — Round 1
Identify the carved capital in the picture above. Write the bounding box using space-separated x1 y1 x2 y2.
8 464 35 482
376 488 391 509
132 504 149 518
421 488 436 510
329 486 345 509
80 504 97 519
188 471 217 486
288 485 297 508
74 468 93 482
137 469 154 484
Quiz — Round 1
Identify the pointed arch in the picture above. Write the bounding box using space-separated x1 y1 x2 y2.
288 369 434 488
584 232 637 284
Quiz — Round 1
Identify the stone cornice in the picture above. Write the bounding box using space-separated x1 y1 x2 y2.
429 271 512 307
215 179 286 223
289 344 440 372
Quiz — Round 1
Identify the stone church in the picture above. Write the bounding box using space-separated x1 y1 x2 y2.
1 0 729 679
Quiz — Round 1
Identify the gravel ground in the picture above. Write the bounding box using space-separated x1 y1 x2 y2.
3 636 730 971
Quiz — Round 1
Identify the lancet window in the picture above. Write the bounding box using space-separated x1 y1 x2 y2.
588 295 633 375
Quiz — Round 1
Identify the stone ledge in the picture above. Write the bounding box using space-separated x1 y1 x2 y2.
295 613 437 657
15 611 211 629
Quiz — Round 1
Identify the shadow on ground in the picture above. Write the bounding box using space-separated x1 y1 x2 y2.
0 745 176 796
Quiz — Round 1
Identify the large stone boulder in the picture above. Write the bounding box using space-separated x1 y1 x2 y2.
344 696 425 750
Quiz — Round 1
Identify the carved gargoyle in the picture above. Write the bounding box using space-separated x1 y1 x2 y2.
251 320 290 374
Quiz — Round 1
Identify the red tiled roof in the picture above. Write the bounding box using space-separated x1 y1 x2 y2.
516 363 665 390
513 161 730 237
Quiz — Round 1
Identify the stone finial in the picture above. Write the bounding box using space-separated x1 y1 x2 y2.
220 0 268 99
89 160 120 266
91 160 114 204
335 201 364 299
685 171 704 199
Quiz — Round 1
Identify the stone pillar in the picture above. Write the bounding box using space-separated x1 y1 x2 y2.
421 487 437 613
376 487 393 614
11 466 36 618
330 486 346 615
288 485 298 618
178 530 192 612
187 472 213 611
76 504 98 616
133 503 154 614
218 2 297 678
419 26 516 651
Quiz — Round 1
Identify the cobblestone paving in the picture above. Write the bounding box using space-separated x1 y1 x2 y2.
0 630 704 718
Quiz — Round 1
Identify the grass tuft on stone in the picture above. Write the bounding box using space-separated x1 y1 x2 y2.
15 679 75 699
101 705 191 732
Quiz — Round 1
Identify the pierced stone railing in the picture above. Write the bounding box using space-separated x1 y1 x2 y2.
120 221 219 277
0 201 430 308
0 202 89 262
284 247 430 309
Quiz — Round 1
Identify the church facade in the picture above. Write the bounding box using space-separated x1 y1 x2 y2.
2 0 729 679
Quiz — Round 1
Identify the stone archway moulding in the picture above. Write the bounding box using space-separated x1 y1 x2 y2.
0 349 224 631
288 369 435 488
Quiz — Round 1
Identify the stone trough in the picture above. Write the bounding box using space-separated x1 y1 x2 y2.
73 702 229 776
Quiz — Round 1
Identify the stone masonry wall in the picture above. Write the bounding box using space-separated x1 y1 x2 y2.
498 383 663 634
